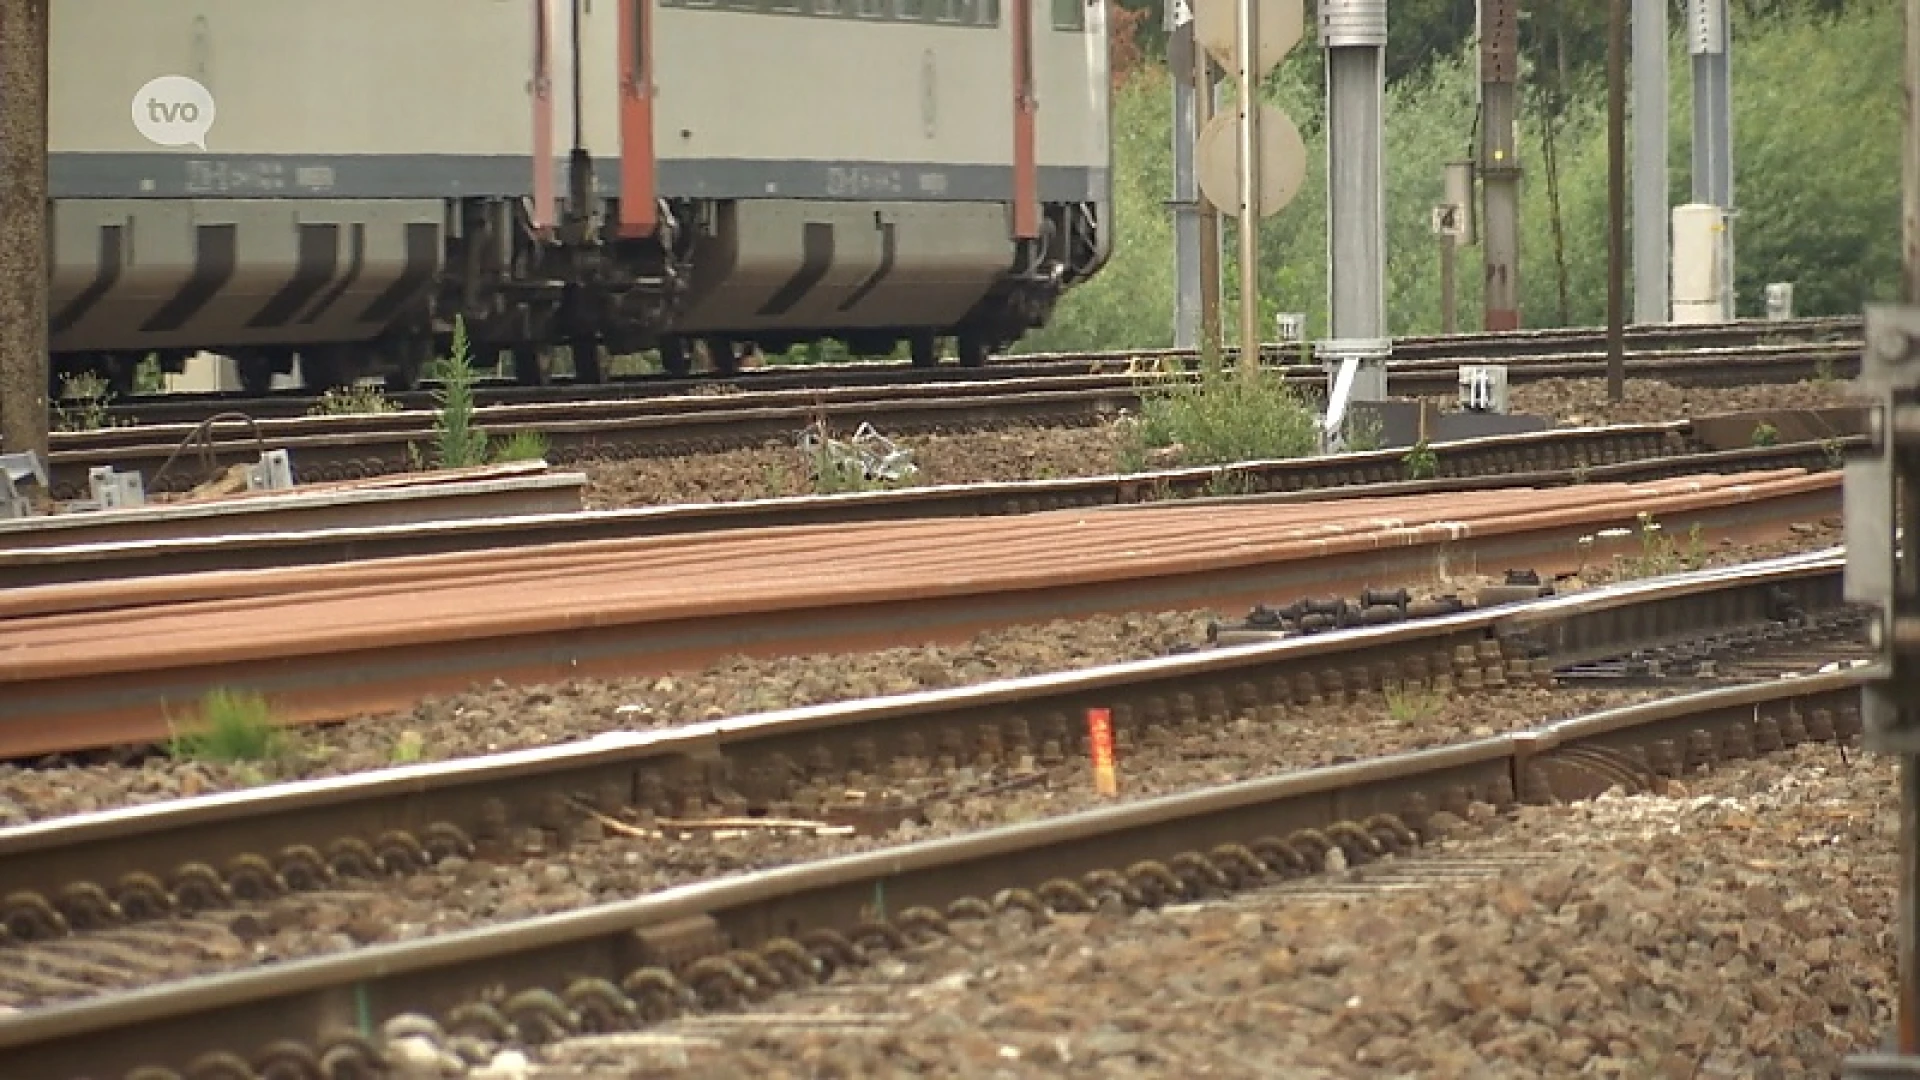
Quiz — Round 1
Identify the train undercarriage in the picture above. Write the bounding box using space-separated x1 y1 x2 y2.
51 187 1106 396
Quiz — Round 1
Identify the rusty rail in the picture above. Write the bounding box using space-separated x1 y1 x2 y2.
95 316 1865 430
0 547 1851 949
0 413 1863 590
0 658 1866 1078
53 343 1862 497
0 470 1844 753
0 464 587 551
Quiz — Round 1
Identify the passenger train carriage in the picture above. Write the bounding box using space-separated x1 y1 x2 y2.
47 0 1114 392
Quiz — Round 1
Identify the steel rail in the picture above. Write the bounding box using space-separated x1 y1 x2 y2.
93 316 1865 428
0 471 1843 754
0 466 589 551
0 548 1852 959
52 345 1863 497
0 661 1867 1079
0 415 1862 589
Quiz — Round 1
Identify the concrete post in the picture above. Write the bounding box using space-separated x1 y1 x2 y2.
1689 0 1735 318
1170 5 1201 349
0 0 51 467
1318 0 1389 443
1631 0 1670 324
1479 0 1521 331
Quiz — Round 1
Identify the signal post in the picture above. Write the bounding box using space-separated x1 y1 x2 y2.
1193 0 1307 375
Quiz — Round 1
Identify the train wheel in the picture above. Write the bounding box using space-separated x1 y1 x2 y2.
909 333 939 368
658 337 693 379
237 356 276 396
703 336 740 378
571 338 604 384
957 332 989 369
512 346 548 387
300 349 348 393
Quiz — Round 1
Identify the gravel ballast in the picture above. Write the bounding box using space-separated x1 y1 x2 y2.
521 741 1894 1079
582 379 1853 509
0 520 1843 826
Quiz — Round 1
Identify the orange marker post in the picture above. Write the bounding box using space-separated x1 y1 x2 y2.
1087 707 1119 796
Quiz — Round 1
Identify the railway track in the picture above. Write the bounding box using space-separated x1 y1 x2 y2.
0 414 1861 590
0 469 1840 754
89 315 1865 427
0 549 1867 1078
47 341 1860 497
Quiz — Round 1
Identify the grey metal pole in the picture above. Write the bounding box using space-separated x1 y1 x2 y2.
1440 234 1457 335
1170 7 1201 350
1689 0 1735 318
1318 0 1389 436
1197 60 1224 367
1479 0 1521 331
1631 0 1669 324
1607 0 1627 401
0 0 51 467
1234 0 1261 375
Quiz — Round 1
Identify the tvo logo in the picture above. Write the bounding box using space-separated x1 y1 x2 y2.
132 75 217 150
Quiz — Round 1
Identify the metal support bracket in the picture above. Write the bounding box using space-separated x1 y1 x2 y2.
1852 303 1920 753
0 450 47 520
1316 337 1391 452
1458 364 1510 413
246 449 296 492
86 466 146 510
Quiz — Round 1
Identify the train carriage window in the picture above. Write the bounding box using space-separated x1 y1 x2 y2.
895 0 924 18
855 0 887 18
975 0 999 25
764 0 803 11
812 0 843 14
1050 0 1084 30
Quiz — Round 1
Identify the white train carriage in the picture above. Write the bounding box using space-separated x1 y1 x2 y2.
47 0 1113 391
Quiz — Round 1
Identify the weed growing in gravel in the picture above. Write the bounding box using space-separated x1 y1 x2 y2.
1402 440 1438 481
52 373 115 432
308 384 398 417
167 688 283 765
1384 686 1443 726
391 730 426 765
1751 421 1780 447
1122 368 1319 471
432 316 490 468
491 430 549 464
1619 514 1709 578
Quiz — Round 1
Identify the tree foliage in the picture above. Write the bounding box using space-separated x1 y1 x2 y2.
1040 0 1899 352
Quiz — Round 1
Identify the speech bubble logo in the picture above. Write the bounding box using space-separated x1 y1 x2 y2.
131 75 216 150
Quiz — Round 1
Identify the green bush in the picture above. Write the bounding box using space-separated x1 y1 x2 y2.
1121 369 1321 471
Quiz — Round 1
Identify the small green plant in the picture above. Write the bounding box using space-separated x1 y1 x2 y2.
309 384 399 416
1122 367 1320 469
1619 513 1710 579
391 730 426 765
134 355 165 394
1751 421 1780 448
491 429 550 464
431 316 490 468
53 372 114 432
1813 354 1837 386
1384 685 1443 726
1822 437 1847 471
1343 410 1385 453
1402 440 1438 481
1570 460 1593 485
167 688 283 765
1205 469 1254 497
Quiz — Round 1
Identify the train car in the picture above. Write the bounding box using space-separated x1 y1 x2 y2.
46 0 1114 394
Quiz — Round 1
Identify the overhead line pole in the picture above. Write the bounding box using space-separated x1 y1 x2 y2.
1606 0 1627 401
0 0 51 468
1233 0 1261 375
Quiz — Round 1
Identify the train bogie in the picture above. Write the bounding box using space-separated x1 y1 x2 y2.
45 0 1113 391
